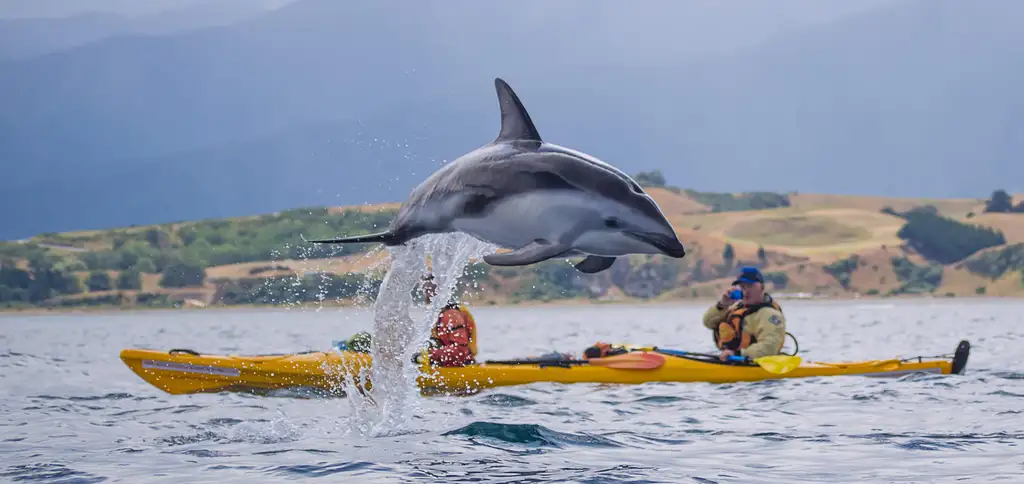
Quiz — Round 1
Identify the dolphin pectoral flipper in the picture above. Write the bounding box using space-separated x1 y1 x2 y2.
483 239 570 267
573 255 616 274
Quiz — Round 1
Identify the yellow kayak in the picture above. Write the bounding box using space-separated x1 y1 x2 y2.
119 340 970 396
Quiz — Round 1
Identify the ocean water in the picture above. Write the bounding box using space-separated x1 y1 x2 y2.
2 298 1023 483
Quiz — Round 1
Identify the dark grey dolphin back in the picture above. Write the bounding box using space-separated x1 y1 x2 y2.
422 150 673 227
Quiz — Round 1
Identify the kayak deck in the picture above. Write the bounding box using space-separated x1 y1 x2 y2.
119 340 970 396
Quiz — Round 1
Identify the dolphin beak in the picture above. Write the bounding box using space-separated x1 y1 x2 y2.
627 231 686 258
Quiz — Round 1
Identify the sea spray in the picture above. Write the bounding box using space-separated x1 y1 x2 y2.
336 232 497 437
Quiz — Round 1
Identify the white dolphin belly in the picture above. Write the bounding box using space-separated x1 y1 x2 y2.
451 191 605 249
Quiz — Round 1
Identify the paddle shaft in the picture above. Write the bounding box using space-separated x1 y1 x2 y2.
484 352 664 369
654 348 746 362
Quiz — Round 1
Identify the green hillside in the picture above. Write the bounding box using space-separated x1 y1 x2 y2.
2 180 1023 311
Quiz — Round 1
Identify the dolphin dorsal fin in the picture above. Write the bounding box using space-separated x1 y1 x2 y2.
493 78 542 143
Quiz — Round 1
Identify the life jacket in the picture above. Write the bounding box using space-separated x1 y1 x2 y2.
582 342 629 360
430 303 478 357
715 296 783 352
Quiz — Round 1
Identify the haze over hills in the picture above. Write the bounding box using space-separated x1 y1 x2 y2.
0 0 297 59
2 0 1021 240
0 0 296 19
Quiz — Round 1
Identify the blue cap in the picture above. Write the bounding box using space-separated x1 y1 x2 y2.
732 266 764 285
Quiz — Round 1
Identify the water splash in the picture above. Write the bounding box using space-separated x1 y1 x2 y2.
338 233 498 437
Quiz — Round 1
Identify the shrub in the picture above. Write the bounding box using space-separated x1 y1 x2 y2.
763 272 789 290
824 255 860 290
160 262 206 288
633 170 667 188
86 271 112 292
685 189 791 212
963 244 1024 279
891 256 943 294
117 270 143 290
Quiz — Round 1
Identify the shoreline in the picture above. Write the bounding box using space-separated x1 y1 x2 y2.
3 293 1020 317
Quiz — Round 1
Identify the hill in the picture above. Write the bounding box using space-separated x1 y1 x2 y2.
3 183 1022 311
3 0 1023 240
0 0 286 59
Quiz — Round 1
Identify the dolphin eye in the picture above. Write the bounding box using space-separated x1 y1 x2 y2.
604 217 621 228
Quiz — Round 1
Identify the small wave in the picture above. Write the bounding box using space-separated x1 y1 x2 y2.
159 431 221 447
109 405 190 418
750 431 796 442
252 448 338 456
1 463 106 483
630 395 687 405
159 422 302 447
896 439 966 451
443 421 624 448
170 405 205 414
174 449 237 458
474 393 537 407
602 430 695 446
31 393 145 402
988 390 1024 398
264 461 389 478
845 431 1024 450
263 387 341 399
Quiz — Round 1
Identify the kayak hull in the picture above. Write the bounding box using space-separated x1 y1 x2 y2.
119 341 970 396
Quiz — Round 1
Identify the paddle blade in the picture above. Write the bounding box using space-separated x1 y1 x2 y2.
754 355 802 374
588 352 665 370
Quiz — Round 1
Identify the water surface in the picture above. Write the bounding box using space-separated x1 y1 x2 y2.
2 298 1023 483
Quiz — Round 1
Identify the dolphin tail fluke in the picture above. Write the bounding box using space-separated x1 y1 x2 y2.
301 231 395 245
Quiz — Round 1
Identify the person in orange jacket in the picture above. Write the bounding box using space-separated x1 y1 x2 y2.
420 274 478 367
337 274 479 367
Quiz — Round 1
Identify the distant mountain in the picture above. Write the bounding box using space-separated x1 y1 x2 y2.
3 0 1022 240
0 0 294 19
654 0 1024 198
0 0 293 59
0 13 125 59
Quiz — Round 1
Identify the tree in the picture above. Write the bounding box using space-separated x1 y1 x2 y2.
86 271 112 291
117 270 143 290
0 264 32 303
722 244 735 264
897 211 1006 264
824 255 860 290
26 253 83 301
160 262 206 288
985 190 1014 213
134 258 157 273
145 229 172 249
633 170 667 188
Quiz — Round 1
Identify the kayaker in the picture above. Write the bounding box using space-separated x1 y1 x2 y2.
419 274 479 367
337 275 478 367
702 266 787 362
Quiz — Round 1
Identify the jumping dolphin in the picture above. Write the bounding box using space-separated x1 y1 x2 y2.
305 78 686 274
